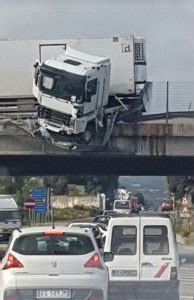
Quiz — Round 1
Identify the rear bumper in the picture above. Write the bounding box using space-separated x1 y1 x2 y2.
4 288 105 300
3 274 107 299
108 280 179 300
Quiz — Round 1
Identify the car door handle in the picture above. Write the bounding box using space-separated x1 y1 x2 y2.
161 257 172 260
142 262 153 267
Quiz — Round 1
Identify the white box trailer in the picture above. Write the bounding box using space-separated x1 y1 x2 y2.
0 36 146 97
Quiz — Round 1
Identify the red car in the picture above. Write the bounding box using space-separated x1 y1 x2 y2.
161 200 174 211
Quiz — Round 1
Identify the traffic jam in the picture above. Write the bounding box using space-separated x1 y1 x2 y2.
0 197 180 300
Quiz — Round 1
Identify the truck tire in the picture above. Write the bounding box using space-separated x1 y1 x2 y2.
79 124 94 144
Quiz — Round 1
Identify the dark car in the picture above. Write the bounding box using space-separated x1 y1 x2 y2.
131 197 141 213
102 210 118 217
93 215 111 225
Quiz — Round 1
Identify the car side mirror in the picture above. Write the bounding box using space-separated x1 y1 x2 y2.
103 252 114 262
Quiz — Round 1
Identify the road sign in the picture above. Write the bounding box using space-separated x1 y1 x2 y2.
24 198 35 210
32 187 48 213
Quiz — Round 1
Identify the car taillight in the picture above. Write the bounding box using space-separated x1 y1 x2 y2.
4 289 18 300
3 253 23 270
88 290 103 300
4 296 17 300
84 253 104 269
170 266 178 280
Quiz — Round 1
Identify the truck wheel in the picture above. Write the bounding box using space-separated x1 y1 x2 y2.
79 124 94 144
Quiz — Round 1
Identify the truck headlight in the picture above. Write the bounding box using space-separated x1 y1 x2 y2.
77 106 84 117
69 118 75 127
71 95 76 103
136 83 144 95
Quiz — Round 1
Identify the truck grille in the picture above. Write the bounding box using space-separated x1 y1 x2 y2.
49 111 71 126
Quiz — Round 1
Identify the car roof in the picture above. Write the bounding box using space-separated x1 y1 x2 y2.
116 212 171 218
13 226 93 235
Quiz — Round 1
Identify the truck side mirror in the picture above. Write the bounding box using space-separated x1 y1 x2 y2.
103 251 114 262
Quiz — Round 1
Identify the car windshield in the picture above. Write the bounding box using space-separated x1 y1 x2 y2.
0 210 20 221
39 64 86 101
114 201 130 209
12 233 94 255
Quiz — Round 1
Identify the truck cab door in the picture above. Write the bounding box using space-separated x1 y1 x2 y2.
84 78 99 115
140 219 173 281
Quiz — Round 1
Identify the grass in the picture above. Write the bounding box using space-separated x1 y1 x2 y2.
22 207 101 226
53 207 99 221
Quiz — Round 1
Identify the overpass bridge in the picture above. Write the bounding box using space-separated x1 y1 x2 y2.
0 81 194 176
1 116 194 176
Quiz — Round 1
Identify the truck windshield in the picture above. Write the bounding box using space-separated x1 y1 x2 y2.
114 201 130 209
0 210 20 221
39 64 86 101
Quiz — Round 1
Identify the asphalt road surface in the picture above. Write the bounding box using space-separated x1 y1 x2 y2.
178 243 194 300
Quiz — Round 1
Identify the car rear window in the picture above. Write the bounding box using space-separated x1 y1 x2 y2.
111 225 137 255
12 233 94 255
143 225 169 255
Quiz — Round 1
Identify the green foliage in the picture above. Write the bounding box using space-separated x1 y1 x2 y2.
22 178 40 197
167 176 191 201
0 186 6 194
130 192 145 205
53 207 100 221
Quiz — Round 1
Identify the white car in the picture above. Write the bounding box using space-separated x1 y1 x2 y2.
0 226 108 300
104 214 180 300
69 223 104 248
113 200 131 215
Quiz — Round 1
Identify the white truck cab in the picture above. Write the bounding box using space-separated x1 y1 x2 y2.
104 214 179 300
33 36 147 143
33 47 110 142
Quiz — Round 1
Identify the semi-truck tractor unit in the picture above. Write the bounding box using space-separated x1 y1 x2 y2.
33 36 147 143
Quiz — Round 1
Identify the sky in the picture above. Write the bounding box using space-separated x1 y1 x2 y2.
0 0 194 81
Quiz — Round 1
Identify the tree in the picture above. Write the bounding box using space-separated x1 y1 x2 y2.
130 192 145 205
167 176 194 203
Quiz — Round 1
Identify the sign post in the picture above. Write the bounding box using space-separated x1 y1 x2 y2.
24 198 36 227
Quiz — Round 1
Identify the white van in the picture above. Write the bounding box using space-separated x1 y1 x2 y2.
104 214 179 300
113 200 131 214
0 195 21 242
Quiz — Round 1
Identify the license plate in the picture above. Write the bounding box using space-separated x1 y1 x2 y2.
36 289 71 299
112 269 137 277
